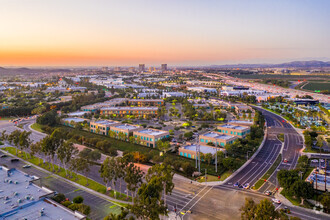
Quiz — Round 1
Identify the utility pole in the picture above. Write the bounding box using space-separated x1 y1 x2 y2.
198 146 201 173
205 168 207 183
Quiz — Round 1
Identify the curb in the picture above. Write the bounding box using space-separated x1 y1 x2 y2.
0 148 131 205
221 120 268 185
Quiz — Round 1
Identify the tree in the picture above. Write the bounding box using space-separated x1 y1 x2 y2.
290 180 314 204
37 110 57 126
100 157 117 194
57 141 78 176
19 131 32 159
321 192 330 213
156 140 170 154
241 198 280 220
124 163 144 198
1 130 7 141
41 129 64 171
277 170 299 190
255 199 279 219
8 130 22 155
79 148 101 164
70 157 90 185
146 164 174 209
130 175 167 220
240 198 256 220
182 162 195 177
205 153 213 165
73 196 84 204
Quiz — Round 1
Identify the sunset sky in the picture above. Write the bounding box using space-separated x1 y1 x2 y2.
1 0 330 66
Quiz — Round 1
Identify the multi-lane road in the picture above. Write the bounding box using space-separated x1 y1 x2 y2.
222 107 303 194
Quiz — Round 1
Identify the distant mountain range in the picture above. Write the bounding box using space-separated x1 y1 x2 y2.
208 60 330 68
0 67 71 75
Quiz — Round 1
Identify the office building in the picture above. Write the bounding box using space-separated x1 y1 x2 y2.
90 120 121 135
179 144 226 159
100 107 158 118
110 124 141 138
217 124 250 138
133 128 170 148
0 166 86 219
199 131 238 147
161 64 167 71
139 64 145 72
128 99 164 107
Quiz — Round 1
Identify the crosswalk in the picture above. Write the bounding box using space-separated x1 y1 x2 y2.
166 183 207 213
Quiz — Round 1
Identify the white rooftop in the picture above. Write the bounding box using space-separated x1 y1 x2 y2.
183 145 225 155
0 167 52 217
135 129 168 136
218 124 249 130
2 198 85 219
94 120 119 126
201 132 235 140
113 124 140 130
63 117 85 123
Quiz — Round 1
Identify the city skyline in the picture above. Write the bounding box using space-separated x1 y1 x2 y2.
1 0 330 66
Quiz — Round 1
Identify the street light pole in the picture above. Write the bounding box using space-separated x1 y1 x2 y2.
215 143 218 173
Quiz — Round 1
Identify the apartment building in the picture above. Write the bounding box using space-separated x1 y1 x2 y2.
199 131 238 147
100 107 158 118
90 120 121 135
128 99 164 107
217 124 250 138
133 128 170 148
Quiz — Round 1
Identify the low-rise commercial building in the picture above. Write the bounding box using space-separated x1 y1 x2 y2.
62 117 86 127
90 120 121 135
128 99 164 107
217 124 250 138
0 166 85 219
110 124 141 138
199 131 238 147
179 144 226 159
133 128 170 148
100 107 158 118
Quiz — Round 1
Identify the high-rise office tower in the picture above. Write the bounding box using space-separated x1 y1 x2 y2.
161 64 167 71
139 64 145 72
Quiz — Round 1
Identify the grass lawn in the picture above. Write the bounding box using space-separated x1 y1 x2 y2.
31 123 44 133
3 147 131 202
281 191 301 206
57 125 228 177
277 133 284 142
0 117 15 120
253 154 282 190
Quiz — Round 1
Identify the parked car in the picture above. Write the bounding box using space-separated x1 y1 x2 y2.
272 198 281 204
22 165 31 168
11 158 19 162
234 182 240 187
0 154 8 158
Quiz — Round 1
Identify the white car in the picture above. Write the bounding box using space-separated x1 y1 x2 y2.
311 159 318 163
272 198 281 204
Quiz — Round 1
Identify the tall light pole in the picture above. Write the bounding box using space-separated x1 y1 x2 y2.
215 142 218 173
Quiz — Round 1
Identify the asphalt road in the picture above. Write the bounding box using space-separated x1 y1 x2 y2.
0 151 120 220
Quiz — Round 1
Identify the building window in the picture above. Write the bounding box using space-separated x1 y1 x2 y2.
188 154 191 158
184 153 187 157
180 152 183 156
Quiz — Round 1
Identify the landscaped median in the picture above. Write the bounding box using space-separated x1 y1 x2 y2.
30 122 44 133
2 146 131 203
252 154 282 190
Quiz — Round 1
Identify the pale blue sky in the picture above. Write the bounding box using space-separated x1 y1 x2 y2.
0 0 329 66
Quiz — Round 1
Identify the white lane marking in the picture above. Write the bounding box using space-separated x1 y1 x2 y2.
290 211 322 220
179 185 208 212
236 162 260 183
182 186 214 218
275 204 282 210
247 145 281 185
